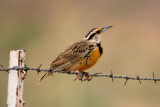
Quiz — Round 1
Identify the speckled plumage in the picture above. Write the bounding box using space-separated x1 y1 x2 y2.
50 40 96 71
39 26 112 83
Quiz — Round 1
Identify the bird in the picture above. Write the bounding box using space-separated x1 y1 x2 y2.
39 26 112 83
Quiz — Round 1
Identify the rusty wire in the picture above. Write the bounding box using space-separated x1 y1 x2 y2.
0 64 160 85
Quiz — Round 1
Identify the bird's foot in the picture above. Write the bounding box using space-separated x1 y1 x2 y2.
73 71 92 82
82 72 92 81
73 71 83 82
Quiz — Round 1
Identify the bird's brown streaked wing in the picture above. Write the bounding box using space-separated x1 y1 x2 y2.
50 40 95 70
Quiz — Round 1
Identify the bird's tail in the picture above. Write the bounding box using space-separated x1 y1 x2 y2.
38 72 52 84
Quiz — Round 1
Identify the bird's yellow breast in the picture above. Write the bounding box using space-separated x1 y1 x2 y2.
66 45 103 72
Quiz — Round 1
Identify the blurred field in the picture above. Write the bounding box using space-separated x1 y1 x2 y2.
1 0 160 107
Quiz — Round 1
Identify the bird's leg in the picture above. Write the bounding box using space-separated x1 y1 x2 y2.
83 72 92 81
73 71 92 82
73 71 83 81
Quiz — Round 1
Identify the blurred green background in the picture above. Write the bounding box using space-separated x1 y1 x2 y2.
1 0 160 107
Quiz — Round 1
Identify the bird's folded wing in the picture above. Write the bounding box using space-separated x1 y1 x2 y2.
50 40 95 71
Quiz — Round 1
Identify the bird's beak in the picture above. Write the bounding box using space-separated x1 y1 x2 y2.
100 26 113 32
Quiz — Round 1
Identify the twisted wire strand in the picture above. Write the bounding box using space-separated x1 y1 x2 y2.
0 65 160 85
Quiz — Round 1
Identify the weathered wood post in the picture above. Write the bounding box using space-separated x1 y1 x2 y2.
7 50 26 107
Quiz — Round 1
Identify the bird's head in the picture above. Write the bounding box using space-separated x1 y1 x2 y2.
84 26 112 43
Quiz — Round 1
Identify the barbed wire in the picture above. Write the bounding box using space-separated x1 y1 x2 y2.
0 64 160 85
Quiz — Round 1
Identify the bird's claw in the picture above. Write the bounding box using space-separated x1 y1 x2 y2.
73 71 92 82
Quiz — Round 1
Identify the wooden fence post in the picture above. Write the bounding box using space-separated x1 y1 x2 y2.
7 50 26 107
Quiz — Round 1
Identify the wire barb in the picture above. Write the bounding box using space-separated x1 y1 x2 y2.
0 64 9 73
109 71 114 82
124 76 129 86
36 64 42 74
23 64 29 72
153 72 157 84
136 75 141 84
0 64 4 68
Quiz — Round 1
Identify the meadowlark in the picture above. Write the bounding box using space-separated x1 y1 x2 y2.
39 26 112 83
